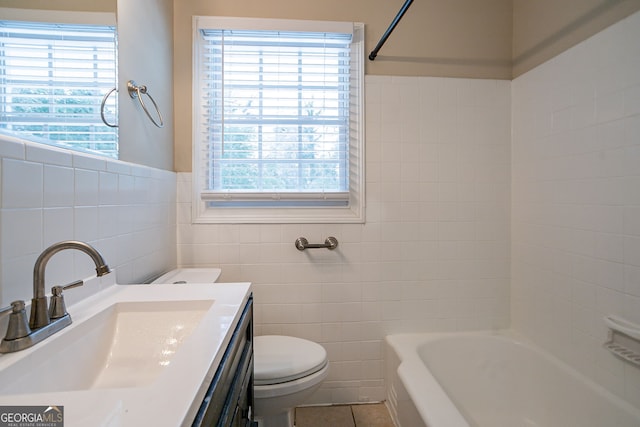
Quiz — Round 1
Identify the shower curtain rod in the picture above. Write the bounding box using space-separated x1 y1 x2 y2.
369 0 414 61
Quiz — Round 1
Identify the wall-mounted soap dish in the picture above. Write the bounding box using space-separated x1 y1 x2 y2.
604 315 640 367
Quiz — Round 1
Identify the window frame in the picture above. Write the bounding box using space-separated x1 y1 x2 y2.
192 16 365 224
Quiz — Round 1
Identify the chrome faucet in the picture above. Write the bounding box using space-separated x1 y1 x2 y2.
0 240 110 353
30 240 110 329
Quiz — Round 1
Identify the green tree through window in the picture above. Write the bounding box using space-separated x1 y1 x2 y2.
0 20 118 158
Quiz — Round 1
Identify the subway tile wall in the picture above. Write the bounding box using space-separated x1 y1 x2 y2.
0 135 177 306
512 11 640 407
177 75 512 403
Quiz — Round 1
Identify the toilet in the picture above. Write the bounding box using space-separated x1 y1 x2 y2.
253 335 329 427
150 269 328 426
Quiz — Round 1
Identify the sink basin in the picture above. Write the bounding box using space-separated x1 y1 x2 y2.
0 299 213 395
0 280 252 427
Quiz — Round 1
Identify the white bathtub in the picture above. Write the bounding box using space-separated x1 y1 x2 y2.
385 332 640 427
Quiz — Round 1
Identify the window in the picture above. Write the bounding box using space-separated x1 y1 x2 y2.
193 17 364 223
0 20 118 158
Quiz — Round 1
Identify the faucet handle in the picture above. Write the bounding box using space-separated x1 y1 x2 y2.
49 280 84 319
0 301 32 340
0 303 14 317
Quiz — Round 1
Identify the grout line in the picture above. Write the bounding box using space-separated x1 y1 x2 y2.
350 405 357 427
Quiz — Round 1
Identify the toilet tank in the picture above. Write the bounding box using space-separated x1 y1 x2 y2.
152 268 222 284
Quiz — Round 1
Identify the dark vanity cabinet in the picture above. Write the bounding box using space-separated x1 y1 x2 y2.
192 296 255 427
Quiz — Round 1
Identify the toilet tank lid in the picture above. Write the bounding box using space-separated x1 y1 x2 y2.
254 335 327 384
151 268 221 284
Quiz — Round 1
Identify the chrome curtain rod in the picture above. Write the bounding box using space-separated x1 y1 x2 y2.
369 0 414 61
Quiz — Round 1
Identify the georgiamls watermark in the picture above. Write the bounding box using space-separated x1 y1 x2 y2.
0 406 63 427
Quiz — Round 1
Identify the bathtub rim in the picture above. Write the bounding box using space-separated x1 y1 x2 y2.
386 329 640 427
387 331 475 427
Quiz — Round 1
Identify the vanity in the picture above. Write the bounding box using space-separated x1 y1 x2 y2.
192 294 254 427
0 274 253 427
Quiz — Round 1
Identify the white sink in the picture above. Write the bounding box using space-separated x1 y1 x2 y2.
0 280 252 427
0 299 213 395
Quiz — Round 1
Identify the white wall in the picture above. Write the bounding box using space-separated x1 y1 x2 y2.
0 0 176 305
0 0 177 307
177 75 512 403
117 0 174 170
0 134 177 306
512 11 640 408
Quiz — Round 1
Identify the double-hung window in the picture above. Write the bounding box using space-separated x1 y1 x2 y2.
0 19 118 158
193 17 364 223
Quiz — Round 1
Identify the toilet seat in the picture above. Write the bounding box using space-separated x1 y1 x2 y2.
254 335 327 385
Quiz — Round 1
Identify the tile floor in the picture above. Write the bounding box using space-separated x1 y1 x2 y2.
295 403 395 427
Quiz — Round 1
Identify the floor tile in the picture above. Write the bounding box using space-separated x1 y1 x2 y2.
351 403 395 427
295 405 355 427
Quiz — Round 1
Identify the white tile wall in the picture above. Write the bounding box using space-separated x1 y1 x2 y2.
177 75 512 404
512 11 640 408
0 135 177 306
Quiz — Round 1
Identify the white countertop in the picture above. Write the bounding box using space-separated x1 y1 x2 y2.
0 280 252 427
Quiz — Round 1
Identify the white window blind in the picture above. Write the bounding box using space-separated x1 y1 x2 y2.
0 20 118 158
193 17 365 223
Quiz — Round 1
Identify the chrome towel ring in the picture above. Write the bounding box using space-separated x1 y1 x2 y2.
127 80 164 128
100 87 118 128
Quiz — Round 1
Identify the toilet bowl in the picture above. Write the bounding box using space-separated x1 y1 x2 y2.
253 335 329 427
